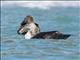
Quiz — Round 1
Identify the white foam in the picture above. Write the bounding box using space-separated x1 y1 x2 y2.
1 1 80 9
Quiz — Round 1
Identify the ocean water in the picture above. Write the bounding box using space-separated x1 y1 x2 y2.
1 6 80 60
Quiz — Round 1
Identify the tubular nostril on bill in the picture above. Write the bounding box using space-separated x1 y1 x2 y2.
19 28 24 34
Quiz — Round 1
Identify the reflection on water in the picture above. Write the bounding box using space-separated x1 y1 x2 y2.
1 38 80 60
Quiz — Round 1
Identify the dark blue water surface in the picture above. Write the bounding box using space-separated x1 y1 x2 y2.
1 6 80 60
